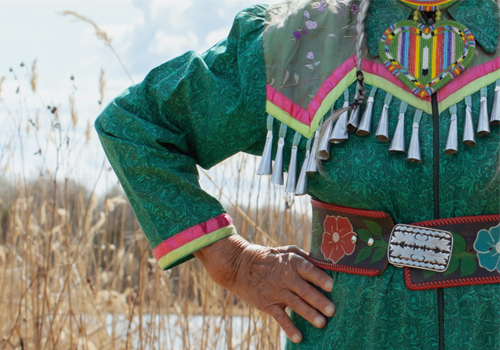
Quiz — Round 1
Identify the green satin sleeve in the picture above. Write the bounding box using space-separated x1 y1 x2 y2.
94 5 268 270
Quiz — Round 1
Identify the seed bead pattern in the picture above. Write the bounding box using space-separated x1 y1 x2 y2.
397 0 460 10
379 20 476 97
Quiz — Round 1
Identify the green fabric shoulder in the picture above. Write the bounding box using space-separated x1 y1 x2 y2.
95 5 270 270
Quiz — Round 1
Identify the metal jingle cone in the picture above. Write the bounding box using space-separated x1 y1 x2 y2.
389 101 408 153
285 132 302 193
376 104 390 142
491 83 500 125
477 96 491 137
306 129 321 173
271 123 288 185
347 88 359 132
445 105 458 155
389 113 406 153
285 145 298 192
257 115 274 175
295 140 311 196
356 96 374 136
376 93 393 142
463 100 476 147
330 102 349 143
270 138 285 185
317 122 333 160
407 110 422 163
347 105 360 132
257 130 273 175
356 87 378 136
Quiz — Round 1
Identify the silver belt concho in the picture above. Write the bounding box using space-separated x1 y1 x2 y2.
388 224 454 273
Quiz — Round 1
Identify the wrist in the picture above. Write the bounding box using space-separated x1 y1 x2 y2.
193 234 248 260
193 235 250 287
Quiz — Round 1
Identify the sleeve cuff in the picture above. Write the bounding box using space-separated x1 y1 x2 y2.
153 214 236 270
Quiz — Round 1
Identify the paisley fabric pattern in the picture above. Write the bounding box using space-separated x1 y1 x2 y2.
288 269 500 350
448 0 500 54
308 84 435 224
95 5 268 269
286 81 500 349
288 266 439 349
439 83 500 218
95 1 500 349
365 0 412 57
445 284 500 349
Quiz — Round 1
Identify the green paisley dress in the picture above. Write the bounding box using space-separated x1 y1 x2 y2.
95 1 500 348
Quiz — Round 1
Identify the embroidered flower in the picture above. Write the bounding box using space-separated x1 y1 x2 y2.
350 4 360 15
294 28 309 40
304 10 310 19
313 1 327 12
305 20 318 30
321 216 356 264
306 51 315 60
474 224 500 273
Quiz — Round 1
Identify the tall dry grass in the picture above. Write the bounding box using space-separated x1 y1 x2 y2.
0 13 312 350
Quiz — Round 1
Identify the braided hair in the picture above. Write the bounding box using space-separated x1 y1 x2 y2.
316 0 370 167
353 0 370 106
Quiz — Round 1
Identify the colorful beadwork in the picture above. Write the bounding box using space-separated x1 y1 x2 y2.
379 20 476 98
397 0 460 11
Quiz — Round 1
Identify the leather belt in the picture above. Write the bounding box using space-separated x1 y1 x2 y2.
307 199 500 290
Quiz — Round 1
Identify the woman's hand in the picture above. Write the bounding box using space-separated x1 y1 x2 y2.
193 235 335 344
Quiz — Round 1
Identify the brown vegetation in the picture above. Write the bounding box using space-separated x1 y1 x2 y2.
0 41 312 349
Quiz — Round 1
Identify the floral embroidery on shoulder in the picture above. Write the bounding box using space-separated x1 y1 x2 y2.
292 10 318 40
313 1 328 12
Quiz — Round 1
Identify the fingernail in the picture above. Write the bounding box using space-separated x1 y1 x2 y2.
324 279 333 291
292 334 301 343
314 316 325 328
325 304 335 317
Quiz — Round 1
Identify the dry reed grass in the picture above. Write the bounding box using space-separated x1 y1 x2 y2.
0 12 313 350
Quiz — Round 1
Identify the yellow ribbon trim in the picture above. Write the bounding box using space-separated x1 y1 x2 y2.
157 225 237 270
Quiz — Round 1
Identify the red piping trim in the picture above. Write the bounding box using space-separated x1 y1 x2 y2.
311 199 388 219
412 214 500 227
307 256 381 277
404 267 500 290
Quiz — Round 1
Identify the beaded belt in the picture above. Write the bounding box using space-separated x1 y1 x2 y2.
307 199 500 290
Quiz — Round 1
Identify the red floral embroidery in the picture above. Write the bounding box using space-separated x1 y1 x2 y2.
321 216 356 263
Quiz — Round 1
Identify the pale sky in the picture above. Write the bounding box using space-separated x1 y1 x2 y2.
1 0 282 194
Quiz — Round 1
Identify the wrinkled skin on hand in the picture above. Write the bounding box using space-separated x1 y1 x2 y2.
193 235 335 344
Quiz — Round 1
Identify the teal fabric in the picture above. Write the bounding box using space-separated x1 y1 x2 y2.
307 83 500 223
366 0 500 57
286 81 500 350
95 1 500 349
288 269 500 350
365 0 412 57
288 266 439 349
448 0 500 54
96 5 268 257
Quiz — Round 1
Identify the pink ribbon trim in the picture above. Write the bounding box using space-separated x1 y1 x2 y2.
437 56 500 103
267 56 500 125
153 214 233 261
361 60 432 102
267 56 358 127
362 58 500 103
